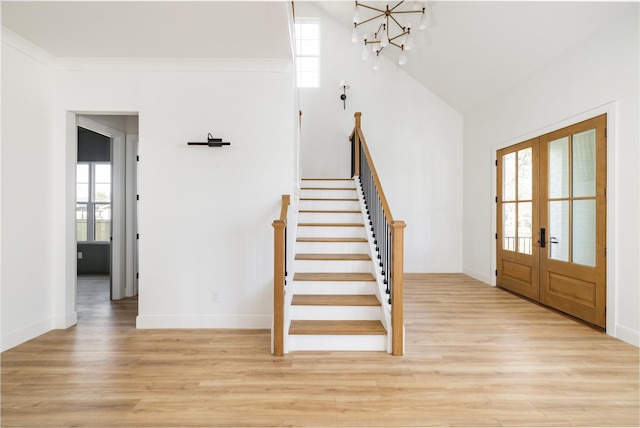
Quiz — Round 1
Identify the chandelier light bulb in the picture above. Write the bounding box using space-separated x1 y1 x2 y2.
351 26 359 43
353 4 360 23
361 43 370 60
404 30 414 50
412 1 422 11
399 49 407 65
380 25 389 47
373 53 380 70
419 9 427 30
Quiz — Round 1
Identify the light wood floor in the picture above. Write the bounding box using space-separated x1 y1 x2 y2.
1 274 638 427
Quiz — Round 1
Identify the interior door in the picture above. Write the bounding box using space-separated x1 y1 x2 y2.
539 114 607 328
496 114 607 329
497 139 539 300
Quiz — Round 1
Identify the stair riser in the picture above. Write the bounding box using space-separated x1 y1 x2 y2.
295 242 370 254
301 189 358 199
299 200 361 211
291 306 381 320
294 260 372 273
298 212 363 223
291 281 376 295
297 226 365 238
288 334 387 352
301 180 355 189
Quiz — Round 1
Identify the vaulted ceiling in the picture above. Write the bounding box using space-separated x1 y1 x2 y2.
2 1 636 113
315 1 636 112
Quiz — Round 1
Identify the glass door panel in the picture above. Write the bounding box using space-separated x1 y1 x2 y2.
503 152 516 201
572 129 596 198
548 200 569 262
572 199 596 267
503 203 516 251
517 201 532 255
548 137 569 199
518 148 532 200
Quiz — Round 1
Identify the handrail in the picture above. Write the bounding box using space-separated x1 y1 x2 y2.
272 194 290 356
350 112 406 356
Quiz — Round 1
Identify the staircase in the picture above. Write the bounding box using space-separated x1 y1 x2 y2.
287 178 389 352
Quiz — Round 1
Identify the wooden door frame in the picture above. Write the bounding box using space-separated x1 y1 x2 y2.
490 103 616 334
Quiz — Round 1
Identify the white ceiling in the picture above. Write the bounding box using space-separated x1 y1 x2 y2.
2 1 637 113
1 1 292 59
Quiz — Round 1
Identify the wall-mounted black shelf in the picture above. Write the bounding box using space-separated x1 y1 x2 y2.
188 133 230 147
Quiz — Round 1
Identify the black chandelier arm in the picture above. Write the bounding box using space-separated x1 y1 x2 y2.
389 41 404 49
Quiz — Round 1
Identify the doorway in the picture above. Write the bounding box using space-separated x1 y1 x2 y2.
75 115 139 305
496 114 606 328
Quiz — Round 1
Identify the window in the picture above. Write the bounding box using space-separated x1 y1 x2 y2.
295 18 320 88
77 163 111 242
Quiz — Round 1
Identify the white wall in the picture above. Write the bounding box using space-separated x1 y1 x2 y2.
463 13 640 345
56 67 296 329
1 41 56 351
296 3 463 273
1 32 296 349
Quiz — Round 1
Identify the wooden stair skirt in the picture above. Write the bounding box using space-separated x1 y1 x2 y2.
287 178 389 353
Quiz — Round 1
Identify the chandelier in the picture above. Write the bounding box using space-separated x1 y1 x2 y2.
351 1 429 69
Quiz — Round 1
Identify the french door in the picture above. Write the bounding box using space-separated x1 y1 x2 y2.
497 114 607 328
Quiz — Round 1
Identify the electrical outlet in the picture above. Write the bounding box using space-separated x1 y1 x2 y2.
212 290 220 303
77 252 83 260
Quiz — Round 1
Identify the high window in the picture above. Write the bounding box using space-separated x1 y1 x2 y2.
77 163 111 242
295 18 320 88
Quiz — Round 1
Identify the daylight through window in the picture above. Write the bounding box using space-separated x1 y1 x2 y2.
77 163 111 242
295 18 320 88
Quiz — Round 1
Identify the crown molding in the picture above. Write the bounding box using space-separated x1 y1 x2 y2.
2 26 292 73
56 57 292 73
2 26 59 69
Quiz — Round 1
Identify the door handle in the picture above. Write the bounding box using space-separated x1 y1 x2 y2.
538 228 546 248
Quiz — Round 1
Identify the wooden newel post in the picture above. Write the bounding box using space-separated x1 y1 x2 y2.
391 220 406 356
353 112 362 177
272 219 286 357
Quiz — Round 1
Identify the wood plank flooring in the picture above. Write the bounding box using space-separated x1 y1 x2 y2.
1 273 638 427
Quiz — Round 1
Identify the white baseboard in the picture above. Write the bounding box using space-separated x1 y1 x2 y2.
1 317 53 352
462 267 492 285
136 314 271 329
614 324 640 347
53 312 78 330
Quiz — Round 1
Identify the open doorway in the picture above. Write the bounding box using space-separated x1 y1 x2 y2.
75 114 139 313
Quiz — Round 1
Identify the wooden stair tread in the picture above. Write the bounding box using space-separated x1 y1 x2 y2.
289 320 386 335
294 272 375 281
301 187 355 190
302 178 353 181
298 223 364 227
299 210 361 213
300 198 359 201
297 237 368 243
292 294 381 306
295 253 370 261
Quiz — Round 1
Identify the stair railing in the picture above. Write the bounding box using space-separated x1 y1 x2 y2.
272 194 290 356
350 112 406 356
